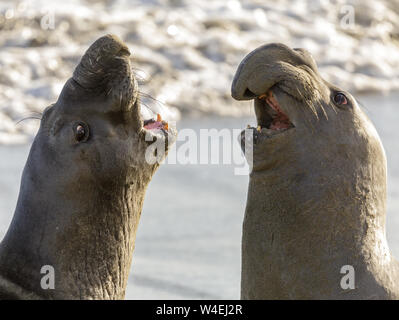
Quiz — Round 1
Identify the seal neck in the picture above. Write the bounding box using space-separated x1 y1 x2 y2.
242 155 397 298
0 160 154 299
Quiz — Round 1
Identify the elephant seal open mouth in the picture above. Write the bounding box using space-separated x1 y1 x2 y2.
232 43 399 299
0 34 176 300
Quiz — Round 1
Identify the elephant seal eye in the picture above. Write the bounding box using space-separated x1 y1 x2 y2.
74 122 89 142
333 93 348 106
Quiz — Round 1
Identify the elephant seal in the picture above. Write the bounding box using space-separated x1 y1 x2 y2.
231 43 399 299
0 34 176 299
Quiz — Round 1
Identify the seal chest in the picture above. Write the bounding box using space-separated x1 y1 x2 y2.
232 43 399 299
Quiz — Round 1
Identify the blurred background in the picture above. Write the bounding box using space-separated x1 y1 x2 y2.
0 0 398 299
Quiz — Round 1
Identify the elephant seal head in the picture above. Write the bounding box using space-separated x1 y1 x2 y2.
232 43 385 176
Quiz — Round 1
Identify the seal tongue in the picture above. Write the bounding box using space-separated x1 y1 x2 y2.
260 92 292 130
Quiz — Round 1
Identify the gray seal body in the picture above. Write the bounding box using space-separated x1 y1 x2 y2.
0 35 175 299
232 43 399 299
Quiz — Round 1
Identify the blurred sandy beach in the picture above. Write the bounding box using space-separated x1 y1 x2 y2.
0 0 399 143
0 0 399 299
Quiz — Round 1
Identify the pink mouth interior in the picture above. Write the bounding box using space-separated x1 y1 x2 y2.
262 92 292 130
143 114 169 131
144 121 165 130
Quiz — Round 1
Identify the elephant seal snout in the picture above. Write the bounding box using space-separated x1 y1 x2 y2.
0 34 176 300
232 43 399 299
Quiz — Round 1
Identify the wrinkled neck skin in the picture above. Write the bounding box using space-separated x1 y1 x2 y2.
242 110 399 300
0 143 156 299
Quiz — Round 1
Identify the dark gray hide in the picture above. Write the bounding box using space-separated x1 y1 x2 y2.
232 43 399 299
0 34 175 299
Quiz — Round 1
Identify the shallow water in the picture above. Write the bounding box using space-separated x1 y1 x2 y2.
0 93 398 299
